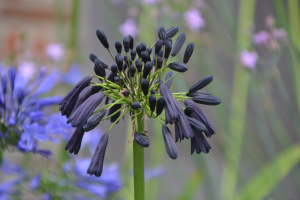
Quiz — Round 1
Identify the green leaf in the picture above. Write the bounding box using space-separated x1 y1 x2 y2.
236 143 300 200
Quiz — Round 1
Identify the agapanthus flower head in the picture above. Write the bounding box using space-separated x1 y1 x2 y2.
60 25 221 177
0 66 69 156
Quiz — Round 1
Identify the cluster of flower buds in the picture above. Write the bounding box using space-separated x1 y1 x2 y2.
59 26 221 177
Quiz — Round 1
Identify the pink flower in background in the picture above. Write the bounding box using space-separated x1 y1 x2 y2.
45 44 65 61
240 50 258 70
142 0 158 5
253 31 270 45
184 9 205 32
119 19 139 37
18 62 37 79
272 28 287 41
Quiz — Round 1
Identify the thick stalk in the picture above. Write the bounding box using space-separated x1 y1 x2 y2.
133 110 145 200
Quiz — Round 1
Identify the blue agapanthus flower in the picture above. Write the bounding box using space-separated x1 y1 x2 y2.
0 66 69 157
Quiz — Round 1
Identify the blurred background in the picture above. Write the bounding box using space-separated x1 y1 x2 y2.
1 0 300 199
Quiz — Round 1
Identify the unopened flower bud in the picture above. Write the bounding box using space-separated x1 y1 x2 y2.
115 55 123 71
132 101 141 110
155 39 163 55
164 41 172 59
166 26 179 39
130 65 136 77
146 47 152 55
168 62 188 72
89 53 98 63
156 96 165 116
131 49 137 60
94 58 106 77
183 42 194 64
136 61 142 72
158 26 166 44
184 105 194 116
134 132 150 147
115 41 122 54
140 42 146 51
162 125 178 159
141 51 151 63
186 116 206 132
150 89 155 94
123 36 130 52
136 45 142 57
122 90 129 96
156 57 163 69
188 75 213 93
143 61 152 78
171 33 186 57
128 35 134 50
96 29 109 49
111 64 118 76
141 78 149 96
158 49 163 58
149 94 156 112
83 110 106 132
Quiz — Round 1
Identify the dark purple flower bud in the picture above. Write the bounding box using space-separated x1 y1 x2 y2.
111 64 118 76
146 47 152 55
59 76 92 117
162 125 178 159
115 55 123 71
87 134 109 177
108 104 122 123
164 71 174 89
166 26 179 39
130 65 136 77
158 26 166 44
67 92 104 128
158 49 163 58
167 38 173 46
123 36 130 52
175 115 194 142
141 78 149 96
115 41 122 54
184 105 194 116
128 35 134 50
141 51 151 63
122 90 129 96
124 55 132 65
191 132 211 155
188 75 213 93
156 96 165 116
70 87 92 116
91 86 102 95
186 116 206 132
123 63 128 71
2 74 7 95
132 101 141 110
94 58 106 77
184 100 215 137
131 49 137 60
192 95 221 106
140 42 146 51
168 62 188 72
136 61 142 72
105 96 109 105
183 42 194 64
143 61 152 78
150 89 155 94
107 72 114 82
96 29 109 49
156 57 163 69
83 110 106 132
65 128 85 155
114 76 121 83
155 39 163 55
8 67 16 91
164 41 172 59
160 83 182 124
149 94 156 112
186 90 211 97
134 132 149 147
171 33 186 57
89 53 98 63
136 45 142 57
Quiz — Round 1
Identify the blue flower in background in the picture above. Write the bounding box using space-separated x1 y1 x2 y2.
0 66 70 156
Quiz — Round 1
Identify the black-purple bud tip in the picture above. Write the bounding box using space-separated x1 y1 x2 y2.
188 75 213 93
156 96 165 116
171 32 186 57
132 101 141 110
184 105 194 116
115 41 122 54
130 65 136 77
111 64 118 76
168 62 188 72
146 47 152 56
149 94 156 112
96 29 109 49
140 42 146 51
128 35 134 50
131 49 137 61
123 36 130 52
155 39 163 55
183 42 194 64
141 78 149 97
162 125 178 159
134 132 150 147
158 26 166 44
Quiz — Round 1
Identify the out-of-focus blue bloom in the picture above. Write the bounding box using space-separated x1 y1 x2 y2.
74 158 122 198
145 166 165 181
59 63 83 86
29 174 41 190
0 66 71 156
42 193 51 200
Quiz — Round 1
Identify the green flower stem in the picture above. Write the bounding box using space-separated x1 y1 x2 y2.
107 98 126 109
133 110 145 200
108 48 116 62
149 66 167 80
107 109 130 132
93 101 124 114
101 106 125 121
